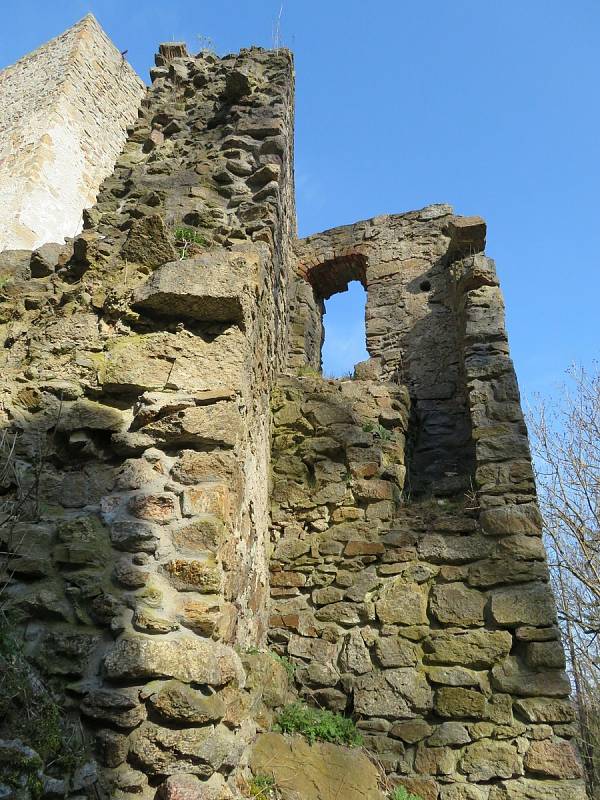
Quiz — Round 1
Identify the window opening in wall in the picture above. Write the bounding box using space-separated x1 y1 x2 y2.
322 281 368 378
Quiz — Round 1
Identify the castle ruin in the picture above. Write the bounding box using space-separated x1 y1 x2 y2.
0 15 589 800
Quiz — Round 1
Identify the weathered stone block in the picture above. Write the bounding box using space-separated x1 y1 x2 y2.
525 641 566 670
353 478 395 502
460 738 522 781
133 608 179 634
171 449 238 486
435 687 486 718
129 721 236 777
339 629 372 674
423 629 512 668
491 657 570 697
171 517 226 553
524 739 582 779
345 540 385 556
155 773 205 800
95 729 129 768
375 579 429 625
176 598 230 637
447 217 487 257
354 669 433 718
132 248 262 322
439 785 489 800
488 778 587 799
148 681 226 724
250 733 386 800
414 744 459 775
428 721 470 746
129 492 180 524
374 636 418 668
426 666 482 687
96 331 244 395
417 534 493 563
110 519 160 552
513 697 576 723
165 558 222 592
103 636 244 687
468 558 547 588
480 503 542 536
430 582 486 626
182 482 231 519
287 635 339 664
141 403 243 450
121 214 177 267
315 601 363 626
271 571 307 587
490 583 556 627
58 398 124 432
81 689 146 729
390 719 433 744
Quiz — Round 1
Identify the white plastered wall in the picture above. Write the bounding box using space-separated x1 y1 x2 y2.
0 14 145 252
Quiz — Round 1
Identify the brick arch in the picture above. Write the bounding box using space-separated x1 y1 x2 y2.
297 244 370 300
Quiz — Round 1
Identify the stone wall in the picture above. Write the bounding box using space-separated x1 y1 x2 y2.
266 212 587 798
291 210 485 495
268 373 585 799
0 39 296 800
0 14 144 251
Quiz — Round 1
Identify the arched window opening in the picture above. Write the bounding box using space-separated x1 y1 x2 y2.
322 280 368 378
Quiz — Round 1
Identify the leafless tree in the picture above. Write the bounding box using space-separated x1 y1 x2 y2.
529 363 600 797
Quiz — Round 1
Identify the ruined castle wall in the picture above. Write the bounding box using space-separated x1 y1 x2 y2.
292 208 486 495
0 14 144 251
0 21 589 800
269 373 585 795
268 371 586 798
0 40 296 798
269 216 587 799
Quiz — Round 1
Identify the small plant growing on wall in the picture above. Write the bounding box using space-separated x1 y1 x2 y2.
362 421 392 440
274 702 362 746
389 787 423 800
249 773 278 798
173 226 209 259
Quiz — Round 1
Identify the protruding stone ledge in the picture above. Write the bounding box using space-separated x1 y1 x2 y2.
132 247 263 323
103 636 245 687
446 215 487 257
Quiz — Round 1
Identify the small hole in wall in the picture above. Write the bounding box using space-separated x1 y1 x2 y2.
419 280 431 292
322 281 369 378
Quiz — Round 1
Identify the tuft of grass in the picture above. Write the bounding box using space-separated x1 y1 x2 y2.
274 702 362 746
390 787 423 800
296 366 321 378
249 774 277 798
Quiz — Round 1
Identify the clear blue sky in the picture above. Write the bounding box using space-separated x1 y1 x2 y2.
2 1 598 397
